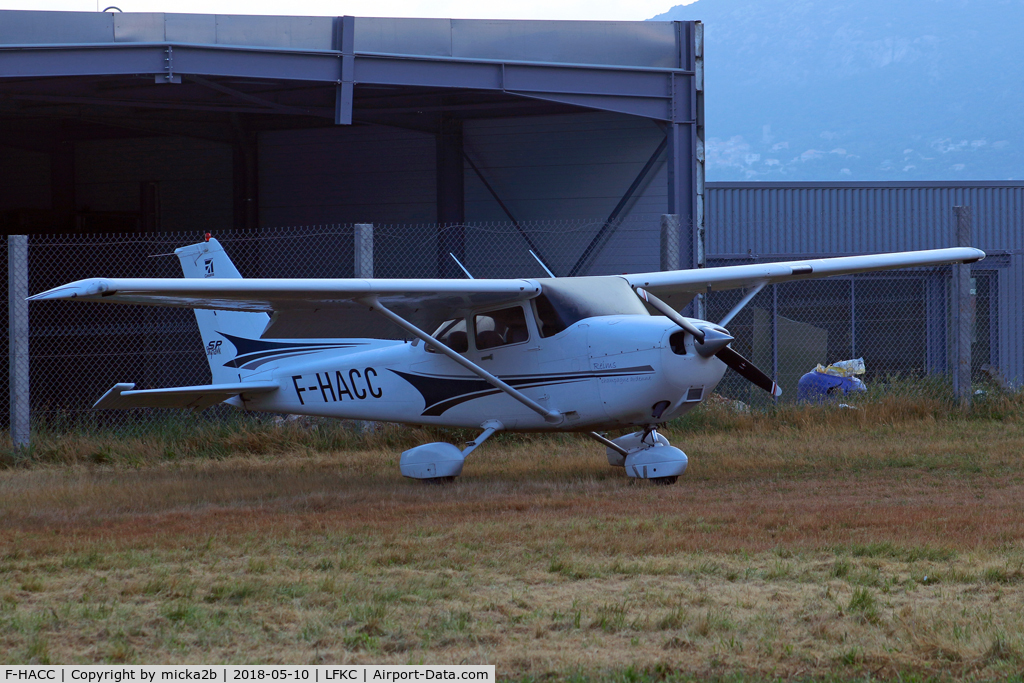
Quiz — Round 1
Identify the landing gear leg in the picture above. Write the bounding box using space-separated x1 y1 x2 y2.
641 425 662 448
400 420 503 482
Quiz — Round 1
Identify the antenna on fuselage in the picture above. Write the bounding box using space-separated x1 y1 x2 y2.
529 249 556 278
449 253 475 279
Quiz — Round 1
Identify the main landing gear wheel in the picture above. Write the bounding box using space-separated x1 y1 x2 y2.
423 476 457 486
399 420 504 484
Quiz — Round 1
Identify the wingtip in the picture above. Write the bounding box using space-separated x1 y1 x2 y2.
28 279 111 301
961 247 986 264
93 382 136 409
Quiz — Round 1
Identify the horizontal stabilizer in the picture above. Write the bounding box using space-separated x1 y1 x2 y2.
94 381 279 410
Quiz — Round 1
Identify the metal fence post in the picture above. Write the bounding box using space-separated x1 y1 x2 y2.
850 279 856 358
354 223 374 279
660 214 680 272
952 206 973 402
8 235 30 448
771 283 779 402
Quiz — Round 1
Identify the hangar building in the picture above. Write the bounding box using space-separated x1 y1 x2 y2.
1 9 705 427
0 10 705 277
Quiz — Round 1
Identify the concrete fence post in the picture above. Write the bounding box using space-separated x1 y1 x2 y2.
354 223 374 279
352 223 376 433
8 235 30 448
952 206 973 402
660 214 680 272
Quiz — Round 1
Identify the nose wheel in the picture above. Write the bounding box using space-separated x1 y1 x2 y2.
589 427 688 485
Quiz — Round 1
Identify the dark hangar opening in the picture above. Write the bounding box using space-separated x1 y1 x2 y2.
0 12 704 246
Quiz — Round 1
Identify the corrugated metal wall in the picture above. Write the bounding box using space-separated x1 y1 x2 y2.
75 136 233 234
0 147 49 212
465 113 666 222
465 112 667 276
706 181 1024 384
706 182 1024 255
258 113 669 277
259 126 437 226
259 113 668 229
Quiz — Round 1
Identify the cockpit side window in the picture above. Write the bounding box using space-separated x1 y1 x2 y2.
475 306 529 350
427 317 468 353
532 294 567 338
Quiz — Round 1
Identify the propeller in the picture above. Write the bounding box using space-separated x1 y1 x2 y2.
635 287 783 397
716 346 782 397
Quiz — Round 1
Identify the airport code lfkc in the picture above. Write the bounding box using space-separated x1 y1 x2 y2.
1 668 494 683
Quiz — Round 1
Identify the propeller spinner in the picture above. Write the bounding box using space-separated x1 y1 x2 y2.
636 287 783 398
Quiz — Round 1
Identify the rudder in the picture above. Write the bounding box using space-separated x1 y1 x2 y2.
175 238 270 384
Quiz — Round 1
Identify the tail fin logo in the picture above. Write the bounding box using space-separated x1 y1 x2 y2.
206 340 223 356
204 259 215 277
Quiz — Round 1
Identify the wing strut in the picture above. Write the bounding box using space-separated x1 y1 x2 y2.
359 297 563 424
718 282 766 327
635 286 708 343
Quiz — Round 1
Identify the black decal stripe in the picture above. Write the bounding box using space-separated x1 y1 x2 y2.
238 350 327 370
390 370 493 412
422 379 590 416
219 332 359 356
404 365 654 382
218 332 366 369
390 366 655 417
227 346 359 369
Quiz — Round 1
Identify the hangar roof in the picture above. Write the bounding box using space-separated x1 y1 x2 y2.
0 10 698 130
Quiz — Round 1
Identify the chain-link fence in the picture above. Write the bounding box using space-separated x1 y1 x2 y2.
14 218 663 431
704 261 998 406
4 219 998 434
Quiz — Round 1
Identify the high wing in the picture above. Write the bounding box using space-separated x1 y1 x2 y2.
30 247 984 339
622 247 985 311
29 277 542 339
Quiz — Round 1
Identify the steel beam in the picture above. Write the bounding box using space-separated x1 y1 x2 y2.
334 16 354 125
1 43 689 122
0 44 340 81
8 92 330 117
506 91 670 121
667 123 694 266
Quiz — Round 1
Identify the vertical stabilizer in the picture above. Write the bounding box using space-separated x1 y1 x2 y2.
175 238 270 384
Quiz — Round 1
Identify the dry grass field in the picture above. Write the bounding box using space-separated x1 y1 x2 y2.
2 397 1024 681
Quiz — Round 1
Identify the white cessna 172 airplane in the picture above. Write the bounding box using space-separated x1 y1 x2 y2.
31 238 984 484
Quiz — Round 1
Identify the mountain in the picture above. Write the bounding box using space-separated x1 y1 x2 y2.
651 0 1024 180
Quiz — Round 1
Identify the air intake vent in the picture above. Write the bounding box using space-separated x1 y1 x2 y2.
686 386 704 402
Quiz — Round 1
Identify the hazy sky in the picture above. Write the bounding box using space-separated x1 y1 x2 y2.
0 0 694 20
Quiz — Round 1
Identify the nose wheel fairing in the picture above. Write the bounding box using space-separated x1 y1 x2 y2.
597 428 688 483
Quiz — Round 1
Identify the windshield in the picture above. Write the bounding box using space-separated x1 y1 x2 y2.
533 277 648 337
428 318 468 353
